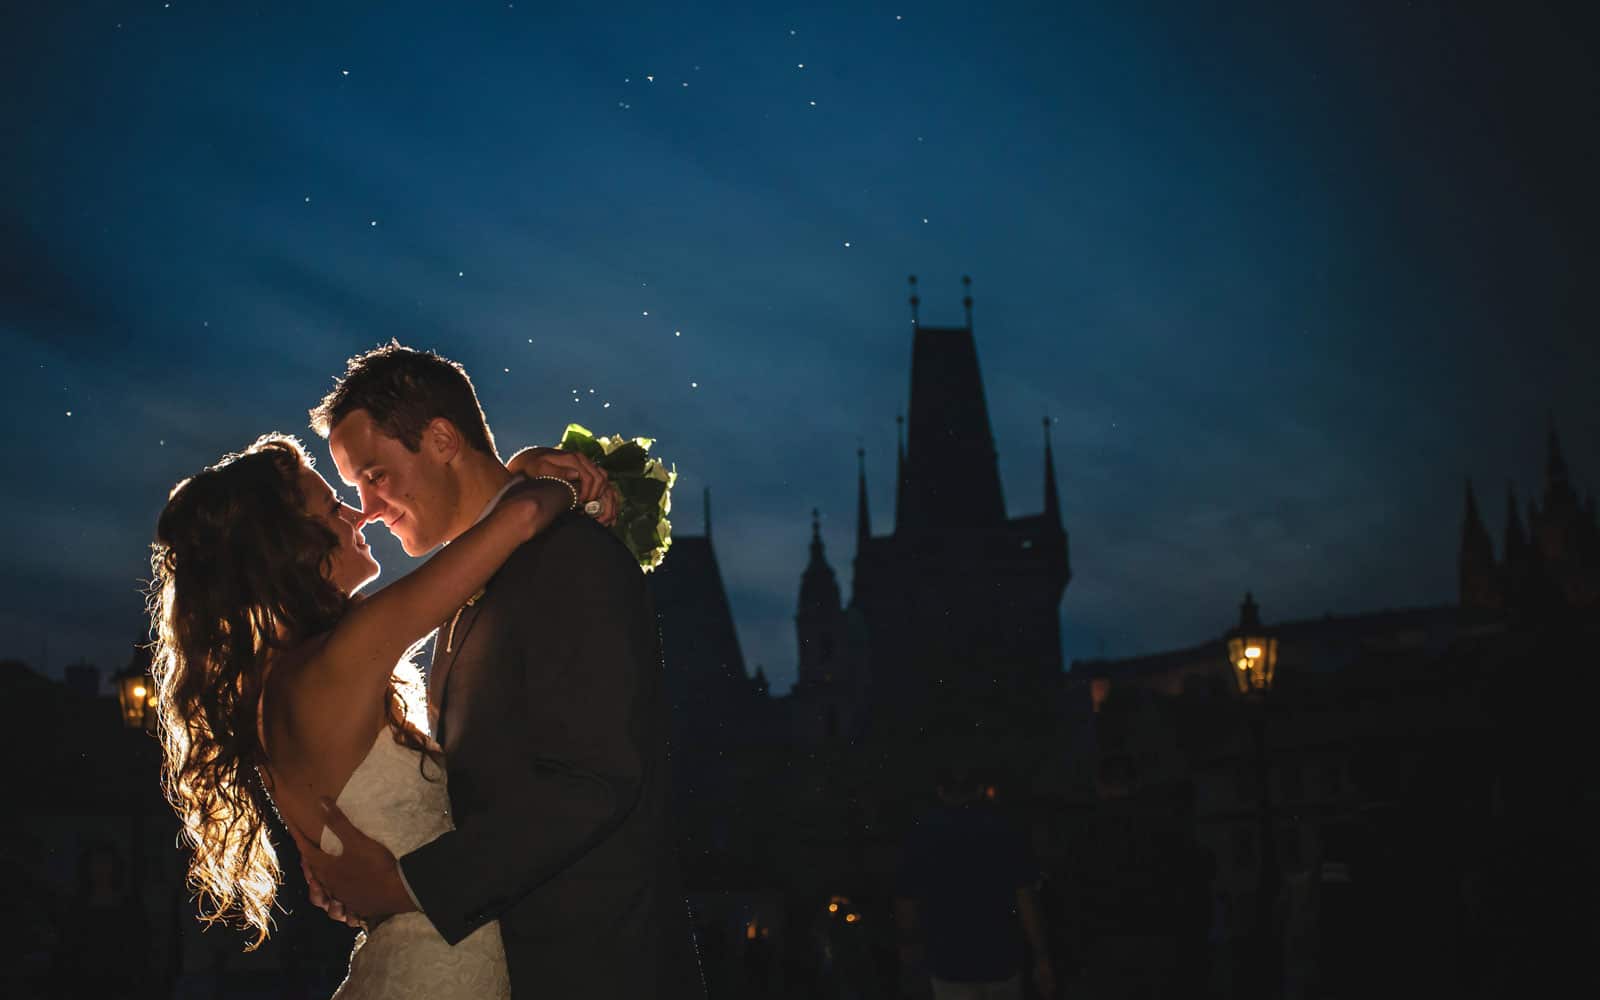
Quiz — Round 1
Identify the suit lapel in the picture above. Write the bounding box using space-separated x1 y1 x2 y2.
428 595 486 743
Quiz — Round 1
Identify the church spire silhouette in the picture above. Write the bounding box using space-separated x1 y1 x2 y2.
1043 415 1061 525
856 445 871 546
894 413 907 531
1460 478 1497 610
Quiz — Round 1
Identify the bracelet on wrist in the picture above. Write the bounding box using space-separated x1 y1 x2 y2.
527 475 579 512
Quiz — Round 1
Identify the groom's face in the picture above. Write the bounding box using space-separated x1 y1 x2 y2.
327 408 455 557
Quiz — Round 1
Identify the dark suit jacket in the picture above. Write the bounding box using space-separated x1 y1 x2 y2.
402 512 704 999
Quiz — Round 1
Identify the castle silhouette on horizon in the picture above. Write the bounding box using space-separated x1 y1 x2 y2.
644 278 1599 996
652 275 1071 770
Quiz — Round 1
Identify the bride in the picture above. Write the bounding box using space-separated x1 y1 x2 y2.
147 432 607 997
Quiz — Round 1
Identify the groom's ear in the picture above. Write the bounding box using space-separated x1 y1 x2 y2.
420 417 464 466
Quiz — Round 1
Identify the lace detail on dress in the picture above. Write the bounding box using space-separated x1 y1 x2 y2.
325 730 510 1000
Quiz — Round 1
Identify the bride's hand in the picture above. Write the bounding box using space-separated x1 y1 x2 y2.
506 446 620 526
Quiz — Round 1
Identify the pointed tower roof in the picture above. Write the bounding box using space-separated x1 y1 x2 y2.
856 446 871 546
1462 478 1491 551
1547 424 1571 492
1541 423 1580 522
893 413 907 532
799 508 842 617
1460 478 1498 610
899 277 1006 535
1043 416 1061 525
1505 482 1528 560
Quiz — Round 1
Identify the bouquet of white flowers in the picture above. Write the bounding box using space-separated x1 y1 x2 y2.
557 423 676 572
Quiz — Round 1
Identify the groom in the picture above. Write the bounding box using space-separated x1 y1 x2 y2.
295 343 704 998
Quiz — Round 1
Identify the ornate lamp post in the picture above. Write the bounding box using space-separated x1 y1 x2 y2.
1227 592 1279 696
113 643 157 732
1226 592 1281 999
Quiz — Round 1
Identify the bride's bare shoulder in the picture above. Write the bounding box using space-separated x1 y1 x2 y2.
267 633 374 741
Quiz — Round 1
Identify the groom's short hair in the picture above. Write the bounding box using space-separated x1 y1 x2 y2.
309 341 498 457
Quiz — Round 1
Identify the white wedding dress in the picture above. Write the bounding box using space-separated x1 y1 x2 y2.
320 728 511 999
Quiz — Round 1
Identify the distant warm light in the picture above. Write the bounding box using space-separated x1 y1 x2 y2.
1237 659 1250 670
746 922 758 940
1090 677 1110 713
1244 645 1262 659
827 902 839 913
984 785 996 800
132 685 146 699
844 913 859 923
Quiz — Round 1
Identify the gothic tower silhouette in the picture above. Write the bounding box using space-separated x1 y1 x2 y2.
849 276 1071 728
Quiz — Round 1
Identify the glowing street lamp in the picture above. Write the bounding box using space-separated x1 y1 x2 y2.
1226 592 1279 696
1225 592 1283 998
114 644 157 731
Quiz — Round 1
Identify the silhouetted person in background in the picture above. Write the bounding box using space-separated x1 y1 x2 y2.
52 841 150 999
894 766 1055 1000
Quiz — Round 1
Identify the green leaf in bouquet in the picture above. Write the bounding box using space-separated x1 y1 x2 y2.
643 458 672 484
628 515 659 553
598 441 649 477
618 477 667 509
558 423 605 461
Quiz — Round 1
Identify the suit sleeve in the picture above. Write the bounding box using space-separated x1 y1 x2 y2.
399 518 648 944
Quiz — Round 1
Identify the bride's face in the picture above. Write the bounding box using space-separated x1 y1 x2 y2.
296 464 380 595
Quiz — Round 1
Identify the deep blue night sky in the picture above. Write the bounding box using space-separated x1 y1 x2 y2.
3 2 1595 692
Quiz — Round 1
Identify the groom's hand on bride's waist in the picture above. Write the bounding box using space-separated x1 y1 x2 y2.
288 798 418 926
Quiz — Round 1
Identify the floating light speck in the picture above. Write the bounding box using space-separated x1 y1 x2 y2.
341 69 350 76
843 241 851 247
797 63 805 69
646 75 654 83
458 271 465 277
642 310 649 316
690 382 698 388
674 330 681 337
65 411 72 417
304 196 311 203
922 217 929 223
504 368 510 373
603 402 611 408
370 220 377 226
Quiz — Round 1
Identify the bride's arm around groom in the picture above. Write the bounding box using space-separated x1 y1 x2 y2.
302 513 700 998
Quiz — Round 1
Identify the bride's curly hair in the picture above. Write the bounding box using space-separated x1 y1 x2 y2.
147 433 429 949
